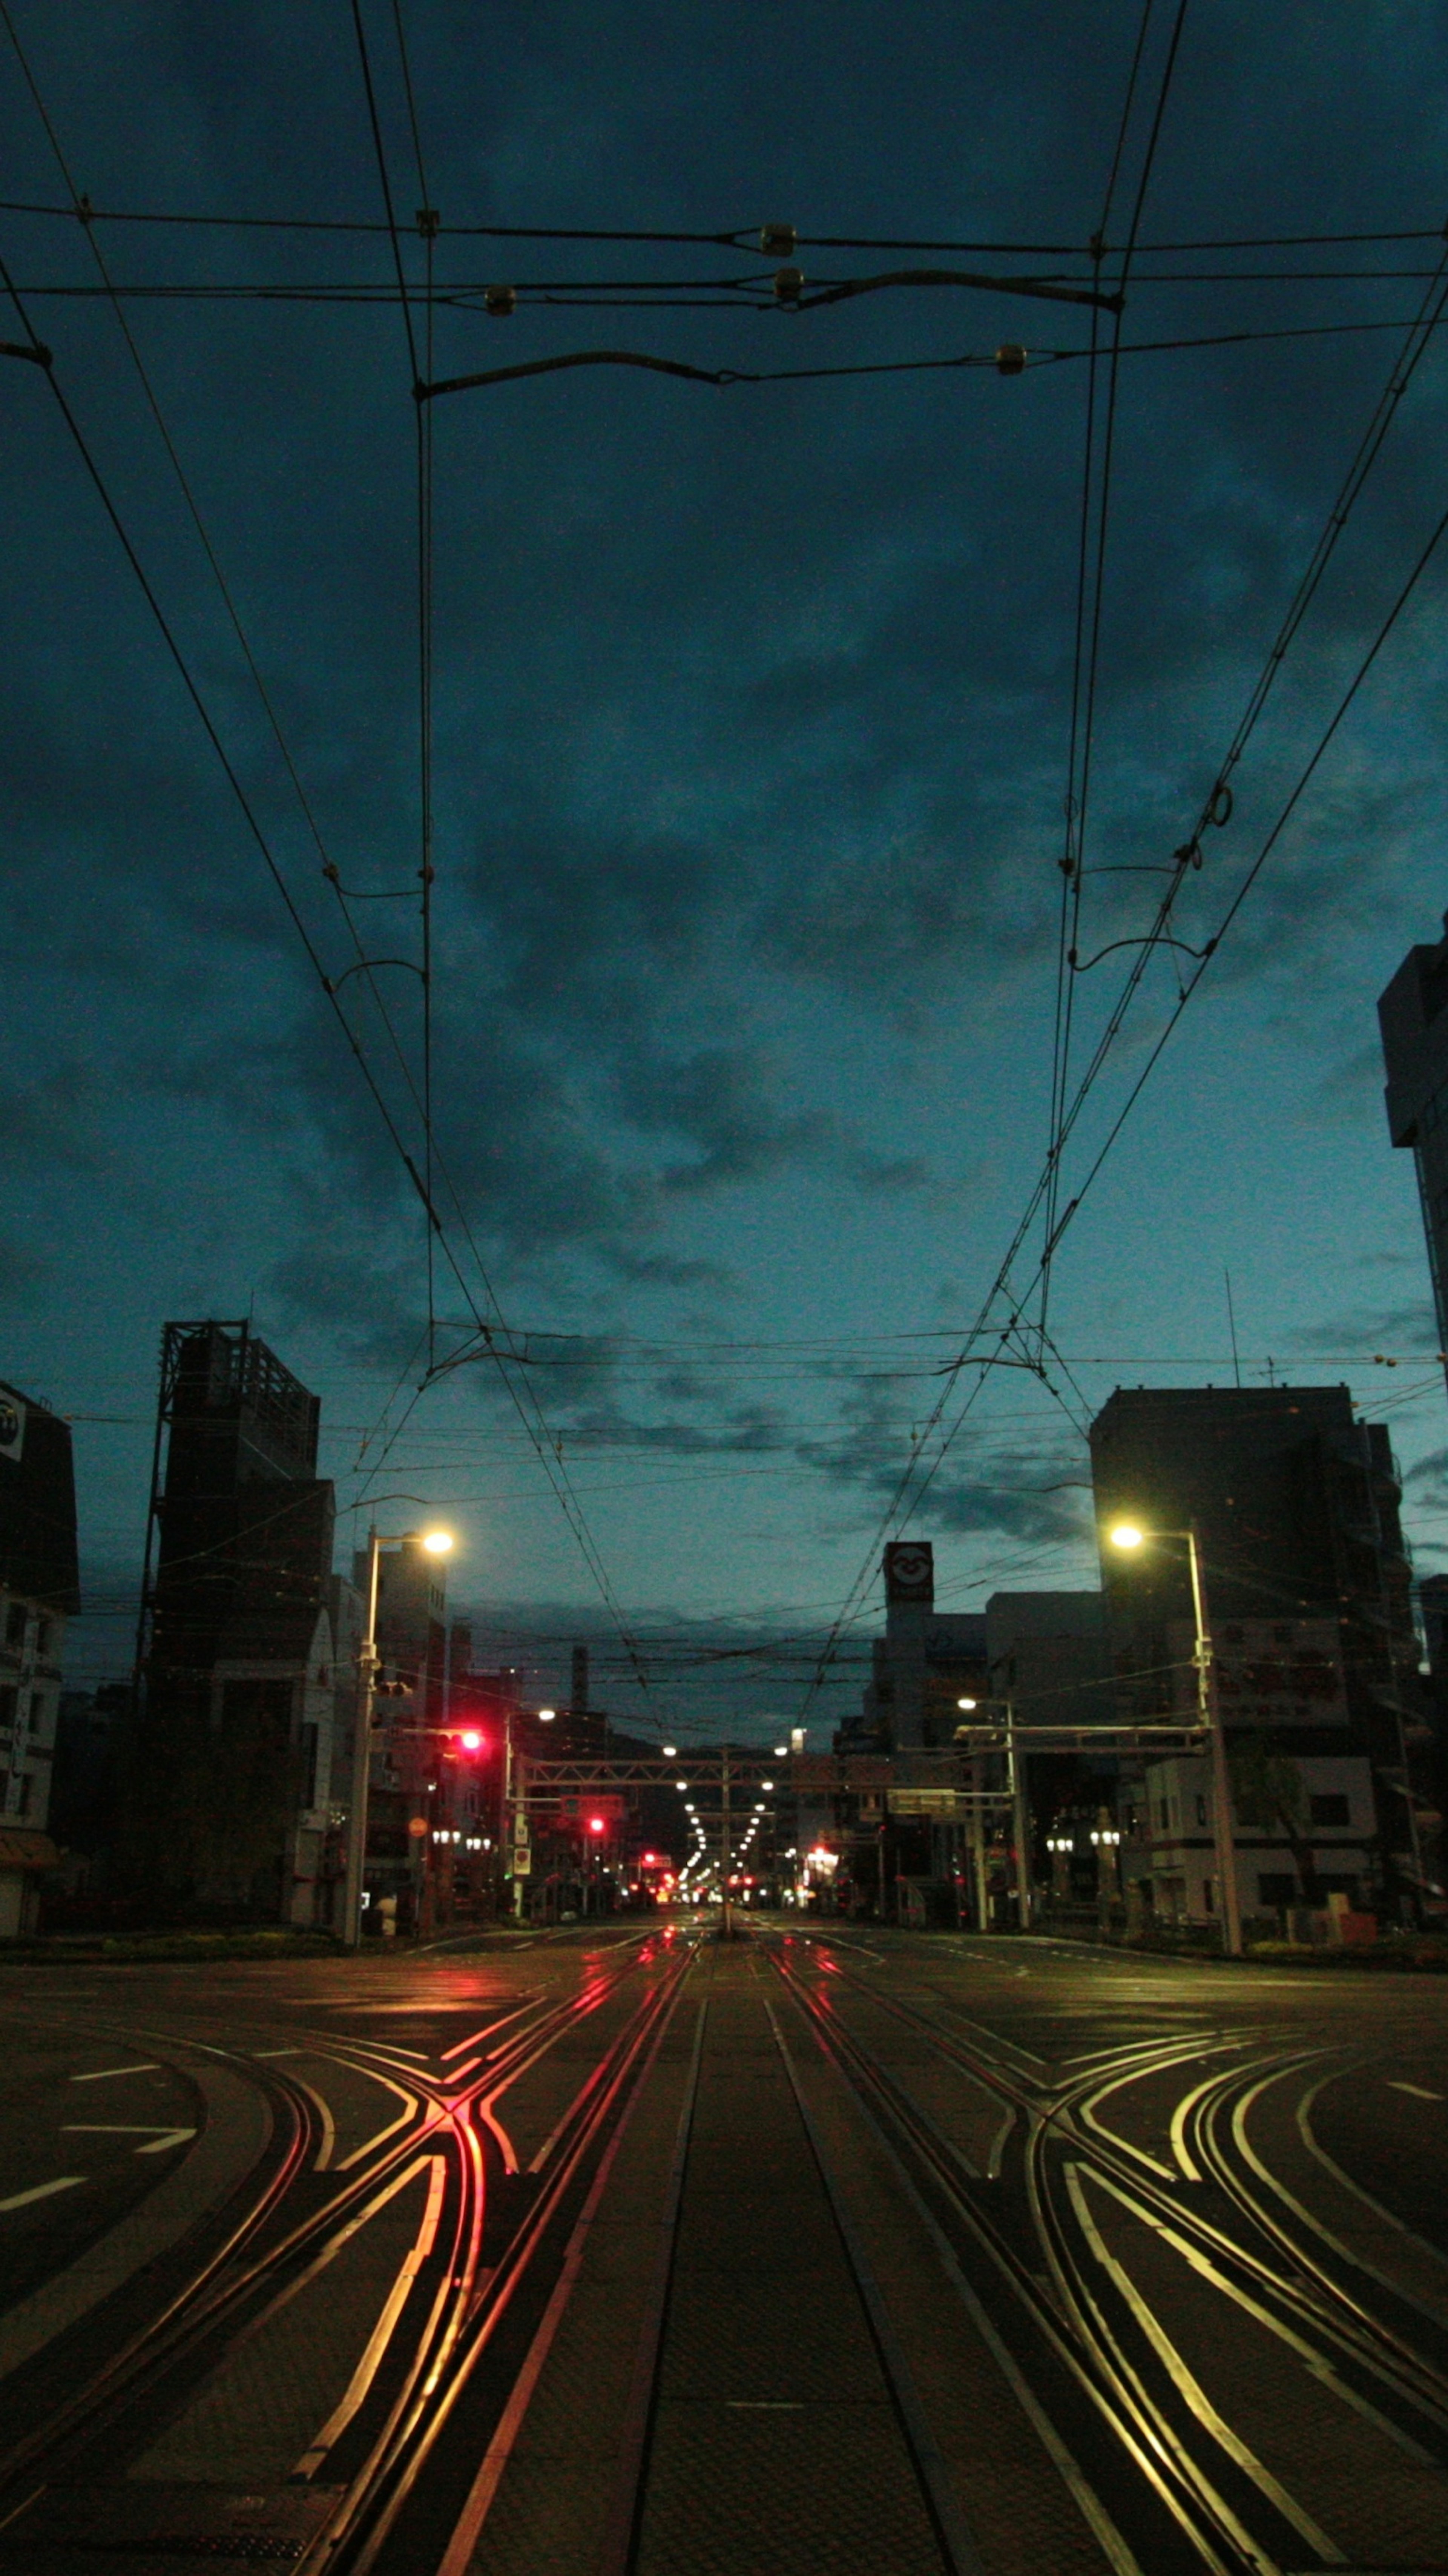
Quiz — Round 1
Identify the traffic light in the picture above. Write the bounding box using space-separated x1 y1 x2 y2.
441 1726 487 1759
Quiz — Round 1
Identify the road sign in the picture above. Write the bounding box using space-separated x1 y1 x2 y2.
511 1845 532 1876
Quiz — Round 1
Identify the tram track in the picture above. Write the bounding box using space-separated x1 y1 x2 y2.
0 1928 692 2570
767 1931 1448 2576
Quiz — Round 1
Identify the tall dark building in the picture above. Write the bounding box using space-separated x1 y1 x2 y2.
0 1379 78 1933
1090 1384 1427 1909
127 1322 346 1923
146 1321 331 1704
1378 912 1448 1355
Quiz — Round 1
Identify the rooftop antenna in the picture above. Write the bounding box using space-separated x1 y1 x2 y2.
1224 1268 1241 1389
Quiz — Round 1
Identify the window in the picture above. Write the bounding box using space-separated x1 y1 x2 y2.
4 1604 24 1649
1310 1792 1350 1827
1195 1795 1208 1827
35 1618 51 1659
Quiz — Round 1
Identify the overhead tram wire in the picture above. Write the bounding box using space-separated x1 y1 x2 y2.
347 0 657 1705
861 224 1448 1561
0 26 651 1707
798 5 1193 1724
1040 0 1188 1360
0 0 450 1245
1042 0 1157 1373
0 191 1443 254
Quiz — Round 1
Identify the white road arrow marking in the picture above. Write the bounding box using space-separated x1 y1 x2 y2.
62 2125 196 2154
0 2177 86 2211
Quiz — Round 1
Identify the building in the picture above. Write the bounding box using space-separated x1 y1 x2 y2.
985 1590 1117 1899
0 1379 77 1933
50 1681 129 1894
1091 1383 1427 1917
127 1321 347 1925
1378 911 1448 1354
858 1541 988 1750
1136 1618 1374 1923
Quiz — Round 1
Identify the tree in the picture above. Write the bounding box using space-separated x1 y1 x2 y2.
1230 1737 1321 1906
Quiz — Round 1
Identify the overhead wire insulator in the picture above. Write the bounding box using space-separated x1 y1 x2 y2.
773 265 806 304
760 222 797 257
996 342 1027 375
485 284 517 317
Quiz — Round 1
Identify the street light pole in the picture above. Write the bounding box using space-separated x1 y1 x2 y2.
1109 1519 1241 1959
341 1523 454 1953
1185 1521 1243 1959
1008 1702 1032 1931
342 1524 383 1951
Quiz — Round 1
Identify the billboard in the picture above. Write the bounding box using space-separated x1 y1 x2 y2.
884 1540 934 1606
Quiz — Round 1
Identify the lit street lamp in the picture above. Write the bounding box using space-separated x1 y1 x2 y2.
1108 1520 1241 1957
342 1523 454 1950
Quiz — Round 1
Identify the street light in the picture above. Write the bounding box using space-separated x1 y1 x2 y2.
343 1523 454 1949
1107 1519 1241 1957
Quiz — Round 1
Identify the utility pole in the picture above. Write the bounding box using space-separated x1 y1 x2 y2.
1186 1522 1243 1958
968 1764 989 1932
342 1526 382 1951
1009 1704 1032 1931
721 1741 732 1939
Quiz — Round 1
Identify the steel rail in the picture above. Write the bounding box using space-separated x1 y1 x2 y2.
312 1940 699 2576
764 1942 1161 2570
0 1938 665 2520
770 1940 1400 2573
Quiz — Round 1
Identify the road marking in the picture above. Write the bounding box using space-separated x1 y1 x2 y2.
252 2048 301 2059
296 2084 336 2171
0 2178 86 2212
136 2129 196 2155
333 2071 418 2173
442 2000 540 2059
69 2064 158 2083
293 2155 446 2477
1388 2081 1443 2101
63 2124 181 2134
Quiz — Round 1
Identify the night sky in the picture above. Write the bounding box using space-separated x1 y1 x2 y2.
5 4 1448 1736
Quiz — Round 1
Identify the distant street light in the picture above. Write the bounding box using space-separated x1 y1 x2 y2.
1107 1519 1241 1956
344 1524 456 1950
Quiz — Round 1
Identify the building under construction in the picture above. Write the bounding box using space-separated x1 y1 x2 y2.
126 1319 352 1925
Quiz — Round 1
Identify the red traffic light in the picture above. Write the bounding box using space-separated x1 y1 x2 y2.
588 1816 606 1835
459 1729 483 1752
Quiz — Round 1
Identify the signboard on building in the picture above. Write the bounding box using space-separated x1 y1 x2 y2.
884 1541 934 1605
1170 1618 1347 1729
0 1395 23 1463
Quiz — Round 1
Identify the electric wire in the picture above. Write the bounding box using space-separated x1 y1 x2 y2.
1 192 1443 253
345 0 656 1704
1040 0 1188 1354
